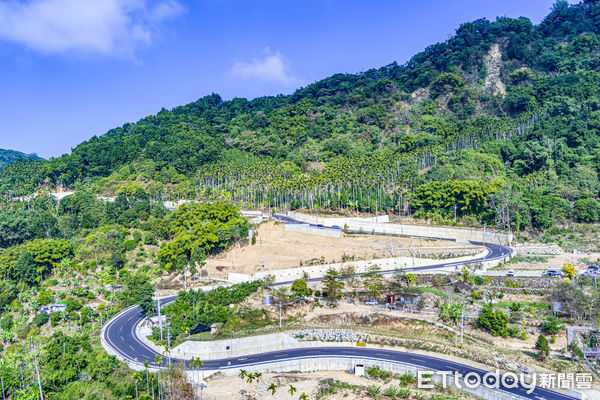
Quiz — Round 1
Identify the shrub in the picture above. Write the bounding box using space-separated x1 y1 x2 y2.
398 372 417 386
470 290 483 300
366 365 392 380
50 312 62 327
14 323 31 339
536 334 550 358
573 198 600 222
291 278 311 298
0 314 13 331
366 385 381 396
397 387 412 399
569 342 584 358
541 315 563 334
477 305 509 337
504 279 521 288
33 312 49 327
37 291 53 305
562 263 577 279
143 232 157 245
508 326 521 338
474 276 484 285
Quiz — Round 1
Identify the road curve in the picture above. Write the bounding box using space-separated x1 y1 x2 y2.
102 217 578 400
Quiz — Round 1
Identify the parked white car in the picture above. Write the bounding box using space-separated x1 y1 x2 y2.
365 300 378 305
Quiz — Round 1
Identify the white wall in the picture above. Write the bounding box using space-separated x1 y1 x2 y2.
228 248 488 284
287 212 512 245
284 223 342 238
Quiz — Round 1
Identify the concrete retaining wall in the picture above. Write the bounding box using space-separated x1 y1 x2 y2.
206 356 531 400
228 248 488 284
284 223 342 237
116 318 587 399
287 212 512 245
174 333 298 360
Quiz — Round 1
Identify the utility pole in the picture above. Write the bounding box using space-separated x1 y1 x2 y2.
460 312 464 350
279 301 283 332
483 222 486 246
157 297 163 342
507 207 512 245
32 340 44 400
230 331 234 354
454 203 457 224
410 237 415 268
167 327 171 368
455 325 458 347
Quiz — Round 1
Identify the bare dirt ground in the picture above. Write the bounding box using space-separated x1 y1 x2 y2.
204 221 479 276
201 370 475 400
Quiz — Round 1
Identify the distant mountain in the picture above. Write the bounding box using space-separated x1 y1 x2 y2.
2 0 600 230
0 149 40 169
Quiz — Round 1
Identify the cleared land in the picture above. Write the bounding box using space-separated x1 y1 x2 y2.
204 221 480 277
202 370 477 400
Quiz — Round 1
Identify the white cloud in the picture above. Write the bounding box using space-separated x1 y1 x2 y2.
231 50 297 84
0 0 185 56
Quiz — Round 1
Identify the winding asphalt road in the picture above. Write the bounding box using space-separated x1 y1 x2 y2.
102 216 578 400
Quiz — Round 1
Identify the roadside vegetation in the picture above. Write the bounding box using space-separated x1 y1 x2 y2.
1 1 600 398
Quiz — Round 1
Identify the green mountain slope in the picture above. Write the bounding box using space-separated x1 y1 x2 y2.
0 149 40 169
3 0 600 231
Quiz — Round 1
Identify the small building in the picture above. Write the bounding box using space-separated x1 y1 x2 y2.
551 302 564 315
395 293 421 305
391 293 422 311
49 303 67 313
104 284 123 293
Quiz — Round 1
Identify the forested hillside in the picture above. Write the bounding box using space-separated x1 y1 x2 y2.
1 2 600 398
3 0 600 234
0 149 39 169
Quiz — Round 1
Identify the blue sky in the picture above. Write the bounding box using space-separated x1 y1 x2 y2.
0 0 577 158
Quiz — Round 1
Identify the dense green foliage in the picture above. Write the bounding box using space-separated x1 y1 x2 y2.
0 148 40 169
160 281 262 340
2 2 600 397
158 202 248 272
0 332 156 399
536 333 550 356
477 305 509 337
0 238 72 286
1 1 600 231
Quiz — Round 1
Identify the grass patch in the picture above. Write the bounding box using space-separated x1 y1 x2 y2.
414 287 449 297
507 254 552 264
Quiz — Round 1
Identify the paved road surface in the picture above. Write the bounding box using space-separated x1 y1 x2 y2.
102 215 578 400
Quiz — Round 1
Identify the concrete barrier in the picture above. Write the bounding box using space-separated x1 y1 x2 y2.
203 356 535 400
130 325 587 399
287 212 512 245
228 248 489 284
174 333 298 360
284 223 342 238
